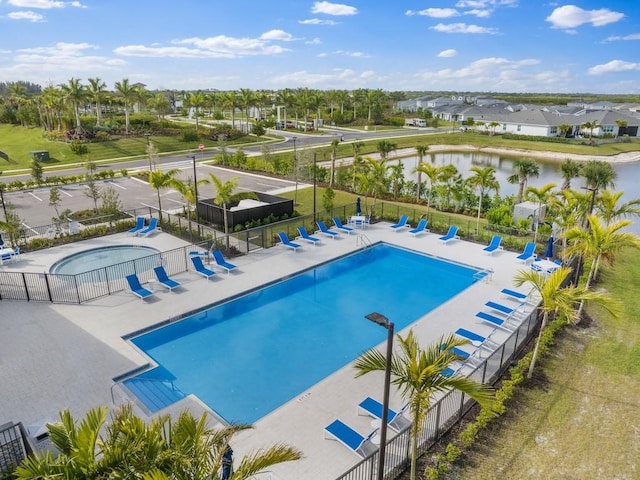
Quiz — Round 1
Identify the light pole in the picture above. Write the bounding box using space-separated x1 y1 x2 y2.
144 133 152 171
365 312 394 480
292 136 298 206
187 154 199 224
313 152 317 222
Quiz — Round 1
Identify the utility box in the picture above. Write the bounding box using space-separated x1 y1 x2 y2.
30 150 50 162
513 201 546 229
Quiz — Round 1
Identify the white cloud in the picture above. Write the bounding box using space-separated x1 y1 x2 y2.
546 5 624 29
332 50 369 58
305 37 322 45
270 67 375 87
465 9 491 18
438 49 458 58
299 18 338 25
406 8 459 18
115 35 290 59
588 60 640 75
19 41 97 55
456 0 517 7
605 33 640 42
6 0 86 7
260 29 295 41
7 10 45 21
311 1 357 16
432 23 499 34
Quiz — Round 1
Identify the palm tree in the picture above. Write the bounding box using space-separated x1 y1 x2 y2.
353 331 494 480
415 162 440 214
558 123 572 138
377 140 396 161
206 173 238 249
564 215 640 317
595 190 640 225
437 164 460 210
525 182 557 243
355 156 390 215
507 158 540 203
220 90 242 128
239 88 255 133
114 78 137 134
148 93 172 119
581 160 616 193
467 166 499 235
615 119 628 137
581 120 599 143
414 144 429 202
60 77 87 131
559 158 582 190
87 77 107 127
148 168 180 223
16 405 302 480
513 267 620 378
185 91 207 131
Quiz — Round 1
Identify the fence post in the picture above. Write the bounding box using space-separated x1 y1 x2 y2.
22 273 29 301
44 273 53 302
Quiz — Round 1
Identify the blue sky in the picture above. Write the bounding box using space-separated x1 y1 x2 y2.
0 0 638 93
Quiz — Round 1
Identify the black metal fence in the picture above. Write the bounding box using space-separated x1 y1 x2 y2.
335 308 541 480
0 422 34 475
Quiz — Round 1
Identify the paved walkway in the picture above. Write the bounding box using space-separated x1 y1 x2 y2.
0 223 536 479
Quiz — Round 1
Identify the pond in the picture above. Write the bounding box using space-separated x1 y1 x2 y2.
395 151 640 234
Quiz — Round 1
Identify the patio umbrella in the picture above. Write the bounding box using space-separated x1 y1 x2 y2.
356 197 362 215
545 236 554 259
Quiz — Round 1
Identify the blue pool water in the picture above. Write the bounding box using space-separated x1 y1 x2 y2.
125 243 479 423
51 245 159 275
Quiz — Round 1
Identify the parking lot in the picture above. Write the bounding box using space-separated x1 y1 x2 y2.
2 162 299 229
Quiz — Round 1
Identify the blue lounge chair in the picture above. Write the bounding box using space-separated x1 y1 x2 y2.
128 216 145 235
357 397 410 432
296 226 321 246
324 419 378 458
439 225 460 244
126 274 154 301
390 214 410 231
483 235 503 255
455 327 496 351
408 218 429 237
485 300 523 318
190 256 216 280
316 221 339 239
501 288 527 301
212 250 237 273
476 311 518 330
153 266 181 292
137 217 160 237
277 232 301 251
332 217 354 235
516 242 536 263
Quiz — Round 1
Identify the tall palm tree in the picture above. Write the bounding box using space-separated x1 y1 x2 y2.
353 331 494 480
295 88 315 131
60 77 87 131
414 144 429 202
467 165 499 234
185 91 207 131
415 162 440 214
148 93 172 119
513 267 620 378
114 78 137 134
355 156 390 214
581 120 599 143
564 215 640 317
507 158 540 203
206 173 238 249
220 90 242 129
525 182 557 243
559 158 582 190
239 88 255 133
581 160 616 193
87 77 107 127
148 168 180 222
595 190 640 225
437 164 459 210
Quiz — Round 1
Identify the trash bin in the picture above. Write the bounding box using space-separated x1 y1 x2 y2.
30 150 50 162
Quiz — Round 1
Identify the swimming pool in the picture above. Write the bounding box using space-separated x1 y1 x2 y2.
50 245 160 275
124 243 480 423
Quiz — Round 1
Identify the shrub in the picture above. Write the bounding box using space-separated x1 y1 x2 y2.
181 129 200 142
69 139 89 155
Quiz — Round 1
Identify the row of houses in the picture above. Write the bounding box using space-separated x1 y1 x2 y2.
395 96 640 138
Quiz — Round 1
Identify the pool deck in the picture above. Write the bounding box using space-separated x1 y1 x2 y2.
0 224 537 479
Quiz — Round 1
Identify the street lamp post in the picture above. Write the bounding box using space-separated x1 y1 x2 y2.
187 154 200 225
292 137 298 206
144 133 152 171
365 312 394 480
313 152 317 222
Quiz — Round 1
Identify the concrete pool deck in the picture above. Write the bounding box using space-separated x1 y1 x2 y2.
0 224 538 479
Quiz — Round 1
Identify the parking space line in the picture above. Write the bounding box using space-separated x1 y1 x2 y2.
28 192 43 202
21 222 39 235
165 198 185 205
107 181 127 190
59 189 73 197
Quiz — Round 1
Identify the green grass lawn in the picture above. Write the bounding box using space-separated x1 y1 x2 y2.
447 248 640 479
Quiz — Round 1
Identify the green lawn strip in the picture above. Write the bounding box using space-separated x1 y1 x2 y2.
448 248 640 479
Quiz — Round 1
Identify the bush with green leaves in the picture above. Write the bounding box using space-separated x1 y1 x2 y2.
69 139 88 155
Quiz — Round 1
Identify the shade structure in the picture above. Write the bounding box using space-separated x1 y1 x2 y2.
545 236 554 259
356 197 362 215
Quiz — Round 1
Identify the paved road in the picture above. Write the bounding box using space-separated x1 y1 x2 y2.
1 126 442 228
